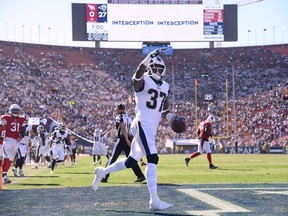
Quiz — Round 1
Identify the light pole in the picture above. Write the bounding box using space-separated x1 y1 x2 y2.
22 25 25 42
30 25 32 42
263 28 267 45
248 29 251 46
5 22 8 41
38 25 41 44
14 24 16 41
273 26 275 44
282 27 286 47
48 27 51 44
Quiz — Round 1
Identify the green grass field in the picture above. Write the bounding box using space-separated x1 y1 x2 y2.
3 154 288 190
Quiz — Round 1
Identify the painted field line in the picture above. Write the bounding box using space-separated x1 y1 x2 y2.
178 188 251 216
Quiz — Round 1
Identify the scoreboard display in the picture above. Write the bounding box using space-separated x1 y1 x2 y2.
72 2 237 42
203 8 224 36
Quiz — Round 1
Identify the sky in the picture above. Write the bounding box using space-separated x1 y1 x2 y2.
0 0 287 49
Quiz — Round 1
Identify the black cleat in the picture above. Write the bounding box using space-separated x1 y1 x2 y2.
209 164 218 169
184 157 190 167
101 178 108 183
134 176 146 183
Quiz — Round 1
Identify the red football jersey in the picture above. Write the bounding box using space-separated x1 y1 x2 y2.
0 127 5 145
1 115 26 140
198 120 212 140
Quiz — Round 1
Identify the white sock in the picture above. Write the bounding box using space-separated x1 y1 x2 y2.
146 163 160 202
103 158 127 175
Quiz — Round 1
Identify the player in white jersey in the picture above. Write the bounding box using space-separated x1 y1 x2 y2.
92 128 110 166
31 125 51 169
92 48 184 211
12 115 34 176
50 122 70 173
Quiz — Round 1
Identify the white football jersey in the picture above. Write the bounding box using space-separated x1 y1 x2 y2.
52 129 69 145
134 74 169 126
20 124 32 144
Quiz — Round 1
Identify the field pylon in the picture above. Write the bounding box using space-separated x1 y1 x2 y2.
0 167 2 190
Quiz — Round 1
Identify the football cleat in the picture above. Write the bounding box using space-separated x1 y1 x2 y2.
101 178 108 183
12 168 18 177
92 167 105 191
19 169 24 177
134 176 146 183
184 157 190 167
3 176 12 184
209 164 218 169
149 200 172 211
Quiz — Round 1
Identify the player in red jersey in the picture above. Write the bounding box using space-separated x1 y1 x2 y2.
0 117 7 168
184 115 218 169
1 104 26 184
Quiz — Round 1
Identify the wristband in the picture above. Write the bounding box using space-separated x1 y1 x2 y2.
133 74 144 81
141 56 152 67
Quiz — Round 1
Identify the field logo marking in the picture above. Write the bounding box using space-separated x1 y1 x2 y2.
178 189 251 216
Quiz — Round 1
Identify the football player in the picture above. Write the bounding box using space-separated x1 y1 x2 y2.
184 115 218 169
92 48 183 211
92 128 110 166
31 125 51 169
63 136 75 165
50 122 70 173
71 137 78 164
12 115 34 177
100 105 145 183
0 117 7 168
1 104 26 184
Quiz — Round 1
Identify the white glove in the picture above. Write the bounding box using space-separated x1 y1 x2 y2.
142 48 167 66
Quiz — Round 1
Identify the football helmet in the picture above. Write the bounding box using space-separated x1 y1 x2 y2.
9 104 21 117
58 122 66 132
94 129 102 135
206 115 216 123
147 56 166 81
37 125 45 133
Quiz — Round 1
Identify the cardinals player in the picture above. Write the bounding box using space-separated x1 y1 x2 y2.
184 115 218 169
0 117 7 168
1 104 26 183
12 115 34 177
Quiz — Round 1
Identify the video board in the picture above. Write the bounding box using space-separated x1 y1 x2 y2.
72 1 237 42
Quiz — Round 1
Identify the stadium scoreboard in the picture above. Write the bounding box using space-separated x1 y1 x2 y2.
72 1 237 42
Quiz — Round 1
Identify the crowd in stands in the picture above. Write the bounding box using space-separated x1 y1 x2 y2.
0 41 287 150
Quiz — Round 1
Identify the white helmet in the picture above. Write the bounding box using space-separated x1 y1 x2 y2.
9 104 21 117
58 122 66 132
206 115 216 123
147 56 166 81
37 125 45 133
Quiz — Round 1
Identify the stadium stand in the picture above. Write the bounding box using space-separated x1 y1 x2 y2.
0 41 287 150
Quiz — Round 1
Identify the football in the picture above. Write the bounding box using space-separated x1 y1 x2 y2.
171 116 186 133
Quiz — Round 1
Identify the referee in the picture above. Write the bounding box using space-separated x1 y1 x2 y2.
101 104 145 183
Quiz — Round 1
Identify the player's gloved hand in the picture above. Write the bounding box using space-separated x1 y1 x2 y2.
142 48 167 67
149 47 167 58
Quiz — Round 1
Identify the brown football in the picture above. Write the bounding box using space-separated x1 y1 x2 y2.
171 116 186 133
